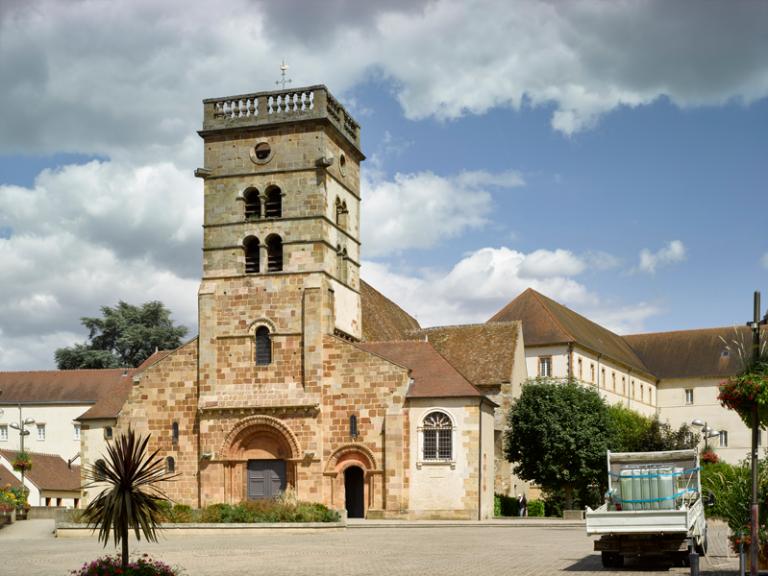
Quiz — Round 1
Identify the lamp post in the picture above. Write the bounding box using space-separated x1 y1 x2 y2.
746 291 767 576
691 419 720 452
8 403 35 501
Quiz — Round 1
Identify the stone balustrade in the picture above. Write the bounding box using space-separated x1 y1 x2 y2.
202 85 360 149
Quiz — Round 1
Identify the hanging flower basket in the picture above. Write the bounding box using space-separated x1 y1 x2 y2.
718 361 768 428
11 452 32 473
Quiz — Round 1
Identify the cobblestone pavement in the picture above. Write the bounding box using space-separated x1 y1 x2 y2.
0 520 738 576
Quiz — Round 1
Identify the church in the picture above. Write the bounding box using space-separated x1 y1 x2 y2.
116 85 528 520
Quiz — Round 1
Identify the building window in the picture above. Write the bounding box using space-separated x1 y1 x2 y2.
243 188 261 220
622 376 626 395
632 381 636 398
36 423 46 441
95 459 107 481
166 456 175 474
590 363 595 383
422 411 452 461
578 358 583 380
266 234 283 272
719 430 728 448
0 425 7 442
74 423 81 441
264 186 282 218
649 387 653 404
612 372 616 392
538 356 552 377
104 426 113 440
640 384 644 402
349 415 358 439
244 236 260 274
685 388 694 405
172 422 179 446
255 326 272 365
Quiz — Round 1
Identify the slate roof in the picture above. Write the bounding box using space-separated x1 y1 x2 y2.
361 280 421 342
0 449 81 492
489 288 651 376
0 369 135 420
624 325 768 380
409 322 520 386
356 341 485 399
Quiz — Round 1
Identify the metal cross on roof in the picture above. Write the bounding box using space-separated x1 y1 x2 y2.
275 60 292 90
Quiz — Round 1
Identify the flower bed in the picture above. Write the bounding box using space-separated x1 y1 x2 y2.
70 554 182 576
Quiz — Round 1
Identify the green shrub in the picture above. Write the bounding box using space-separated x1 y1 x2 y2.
527 499 545 517
493 493 519 517
196 500 339 523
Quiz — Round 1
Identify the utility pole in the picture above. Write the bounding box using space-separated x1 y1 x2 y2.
748 291 767 576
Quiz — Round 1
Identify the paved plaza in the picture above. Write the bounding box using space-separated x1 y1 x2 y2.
0 519 738 576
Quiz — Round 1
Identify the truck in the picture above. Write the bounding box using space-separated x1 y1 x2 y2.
585 449 707 567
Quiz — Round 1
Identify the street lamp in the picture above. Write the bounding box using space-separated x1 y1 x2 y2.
691 419 720 451
8 404 35 499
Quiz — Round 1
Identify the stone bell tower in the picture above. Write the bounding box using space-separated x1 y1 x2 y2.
194 86 364 503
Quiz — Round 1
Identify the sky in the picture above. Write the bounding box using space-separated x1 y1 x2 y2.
0 0 767 370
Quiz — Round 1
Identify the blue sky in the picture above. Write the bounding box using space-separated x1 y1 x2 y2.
0 0 767 369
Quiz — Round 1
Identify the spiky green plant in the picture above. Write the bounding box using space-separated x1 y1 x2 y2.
81 429 177 570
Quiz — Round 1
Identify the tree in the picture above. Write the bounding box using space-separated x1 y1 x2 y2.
55 301 188 369
81 429 176 571
606 404 697 452
505 378 610 509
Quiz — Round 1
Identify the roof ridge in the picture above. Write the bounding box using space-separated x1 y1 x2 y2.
625 325 752 338
0 368 134 375
417 320 521 331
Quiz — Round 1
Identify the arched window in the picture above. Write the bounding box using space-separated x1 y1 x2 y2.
244 236 260 274
172 422 179 446
255 326 272 365
265 186 282 218
166 456 175 474
335 198 348 230
243 188 261 220
349 414 358 439
266 234 283 272
422 411 452 461
94 459 107 481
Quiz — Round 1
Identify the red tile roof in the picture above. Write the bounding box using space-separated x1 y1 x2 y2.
0 369 135 420
361 280 421 341
0 465 22 489
0 449 81 492
624 325 768 379
490 288 651 376
356 341 484 399
410 322 521 386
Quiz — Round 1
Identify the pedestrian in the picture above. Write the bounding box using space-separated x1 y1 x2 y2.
518 493 527 517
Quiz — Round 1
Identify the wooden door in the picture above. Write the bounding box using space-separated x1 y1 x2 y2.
247 460 286 500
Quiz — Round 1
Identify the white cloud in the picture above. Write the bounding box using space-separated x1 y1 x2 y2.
361 170 523 257
0 162 200 369
638 240 687 274
1 0 767 161
361 246 635 327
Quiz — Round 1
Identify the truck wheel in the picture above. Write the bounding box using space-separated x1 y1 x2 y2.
601 552 623 568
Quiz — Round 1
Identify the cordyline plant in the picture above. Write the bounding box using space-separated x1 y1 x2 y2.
81 429 177 571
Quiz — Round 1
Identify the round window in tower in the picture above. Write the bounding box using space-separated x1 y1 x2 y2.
250 140 273 164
